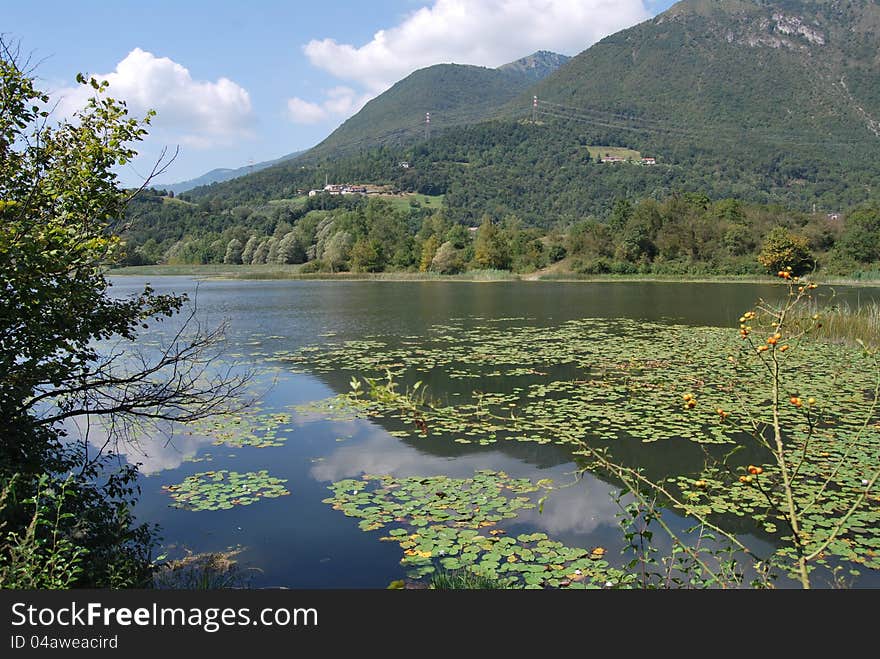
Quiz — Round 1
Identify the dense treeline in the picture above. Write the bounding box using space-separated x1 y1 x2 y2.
122 187 880 277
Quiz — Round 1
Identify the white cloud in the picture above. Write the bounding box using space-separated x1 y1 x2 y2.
287 97 328 124
55 48 253 148
304 0 651 92
286 86 373 125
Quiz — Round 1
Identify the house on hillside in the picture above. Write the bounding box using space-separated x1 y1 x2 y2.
601 155 625 164
640 157 656 165
308 183 367 196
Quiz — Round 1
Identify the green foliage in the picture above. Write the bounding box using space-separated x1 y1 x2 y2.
223 238 243 264
430 569 514 589
349 238 381 272
0 476 85 589
430 241 466 274
834 205 880 264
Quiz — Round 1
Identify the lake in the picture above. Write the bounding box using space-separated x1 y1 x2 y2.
105 277 880 588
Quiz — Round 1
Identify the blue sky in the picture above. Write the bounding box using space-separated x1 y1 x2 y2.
7 0 676 187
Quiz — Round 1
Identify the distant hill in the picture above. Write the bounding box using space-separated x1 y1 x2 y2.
499 50 571 80
157 150 304 195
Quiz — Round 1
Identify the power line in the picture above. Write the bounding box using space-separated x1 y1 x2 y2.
535 98 877 148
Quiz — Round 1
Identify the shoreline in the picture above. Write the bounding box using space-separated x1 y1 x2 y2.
106 265 880 288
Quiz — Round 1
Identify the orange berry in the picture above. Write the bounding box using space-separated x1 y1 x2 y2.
790 396 802 407
779 345 790 352
757 345 769 353
748 465 763 475
767 337 778 345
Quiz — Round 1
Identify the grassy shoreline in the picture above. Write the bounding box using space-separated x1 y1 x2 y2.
106 264 880 287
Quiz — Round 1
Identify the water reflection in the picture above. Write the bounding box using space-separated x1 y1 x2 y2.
65 416 216 475
311 427 622 537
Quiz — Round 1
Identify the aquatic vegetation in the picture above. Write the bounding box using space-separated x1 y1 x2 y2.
184 410 293 449
163 470 290 511
285 316 875 453
295 290 879 586
323 471 621 588
429 569 514 589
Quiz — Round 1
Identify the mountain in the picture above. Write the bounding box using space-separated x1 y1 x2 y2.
523 0 880 141
453 0 880 216
183 1 880 218
303 53 568 159
157 151 305 195
181 51 569 202
499 50 571 80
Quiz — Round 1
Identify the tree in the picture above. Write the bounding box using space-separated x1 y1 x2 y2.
419 235 440 272
834 205 880 264
0 40 246 587
757 227 814 275
609 198 633 233
251 238 270 264
265 236 280 264
323 231 354 272
276 232 305 265
473 215 511 270
350 238 383 273
430 241 465 274
223 238 243 264
240 236 259 264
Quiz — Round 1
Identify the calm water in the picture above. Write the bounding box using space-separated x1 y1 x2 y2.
104 277 880 588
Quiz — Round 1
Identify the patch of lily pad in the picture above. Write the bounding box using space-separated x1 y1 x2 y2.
163 470 290 511
291 315 879 578
184 410 293 449
324 470 620 587
281 317 875 449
